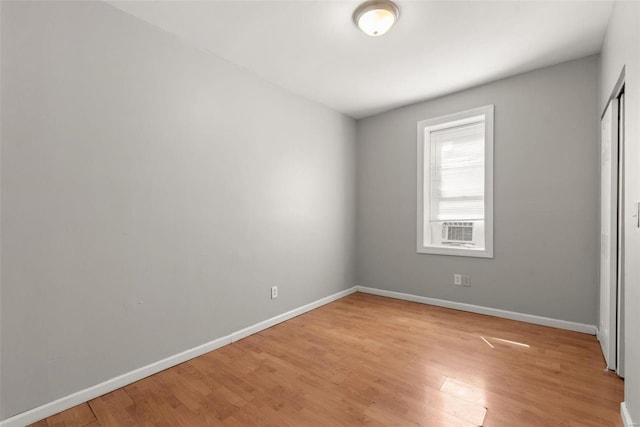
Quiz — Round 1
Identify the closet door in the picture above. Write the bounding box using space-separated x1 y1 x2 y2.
599 99 618 371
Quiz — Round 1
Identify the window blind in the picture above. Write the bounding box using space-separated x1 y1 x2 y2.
429 120 485 221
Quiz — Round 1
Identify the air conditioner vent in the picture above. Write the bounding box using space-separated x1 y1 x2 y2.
442 222 474 244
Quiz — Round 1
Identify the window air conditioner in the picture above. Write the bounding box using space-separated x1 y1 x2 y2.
442 222 474 244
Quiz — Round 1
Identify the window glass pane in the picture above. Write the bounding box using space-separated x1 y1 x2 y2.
430 121 484 221
436 199 484 221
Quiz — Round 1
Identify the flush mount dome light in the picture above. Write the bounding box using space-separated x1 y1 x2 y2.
353 0 399 37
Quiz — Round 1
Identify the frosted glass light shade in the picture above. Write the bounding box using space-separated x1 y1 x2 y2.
353 1 399 37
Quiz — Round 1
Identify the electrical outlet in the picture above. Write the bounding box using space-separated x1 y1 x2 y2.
462 275 471 287
271 286 278 299
454 274 462 286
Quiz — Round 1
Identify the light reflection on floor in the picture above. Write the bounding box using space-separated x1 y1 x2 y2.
438 377 488 425
480 336 530 348
480 336 494 348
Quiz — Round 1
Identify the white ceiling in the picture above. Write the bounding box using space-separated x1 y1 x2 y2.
109 1 613 119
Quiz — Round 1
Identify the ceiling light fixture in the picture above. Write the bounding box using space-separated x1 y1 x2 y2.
353 0 400 37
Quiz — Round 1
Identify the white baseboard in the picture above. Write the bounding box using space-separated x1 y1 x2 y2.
622 402 639 427
230 287 357 342
356 286 597 335
0 286 357 427
0 336 232 427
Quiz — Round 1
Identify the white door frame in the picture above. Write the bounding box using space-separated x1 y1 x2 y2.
616 89 625 377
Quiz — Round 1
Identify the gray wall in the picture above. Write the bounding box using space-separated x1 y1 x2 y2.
0 1 355 419
600 0 640 423
356 56 600 325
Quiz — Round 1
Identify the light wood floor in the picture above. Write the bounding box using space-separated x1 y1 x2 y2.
30 292 623 426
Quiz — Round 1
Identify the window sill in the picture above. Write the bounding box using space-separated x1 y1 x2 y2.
417 245 493 258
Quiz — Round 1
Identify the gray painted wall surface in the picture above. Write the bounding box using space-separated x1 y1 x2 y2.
356 56 600 325
600 1 640 423
0 1 355 419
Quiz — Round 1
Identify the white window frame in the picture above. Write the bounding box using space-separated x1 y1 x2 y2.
416 105 494 258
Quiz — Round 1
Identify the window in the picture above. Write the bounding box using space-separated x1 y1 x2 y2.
417 105 494 258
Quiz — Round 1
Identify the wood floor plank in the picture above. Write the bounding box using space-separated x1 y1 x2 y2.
29 293 623 426
88 389 137 426
44 403 96 427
